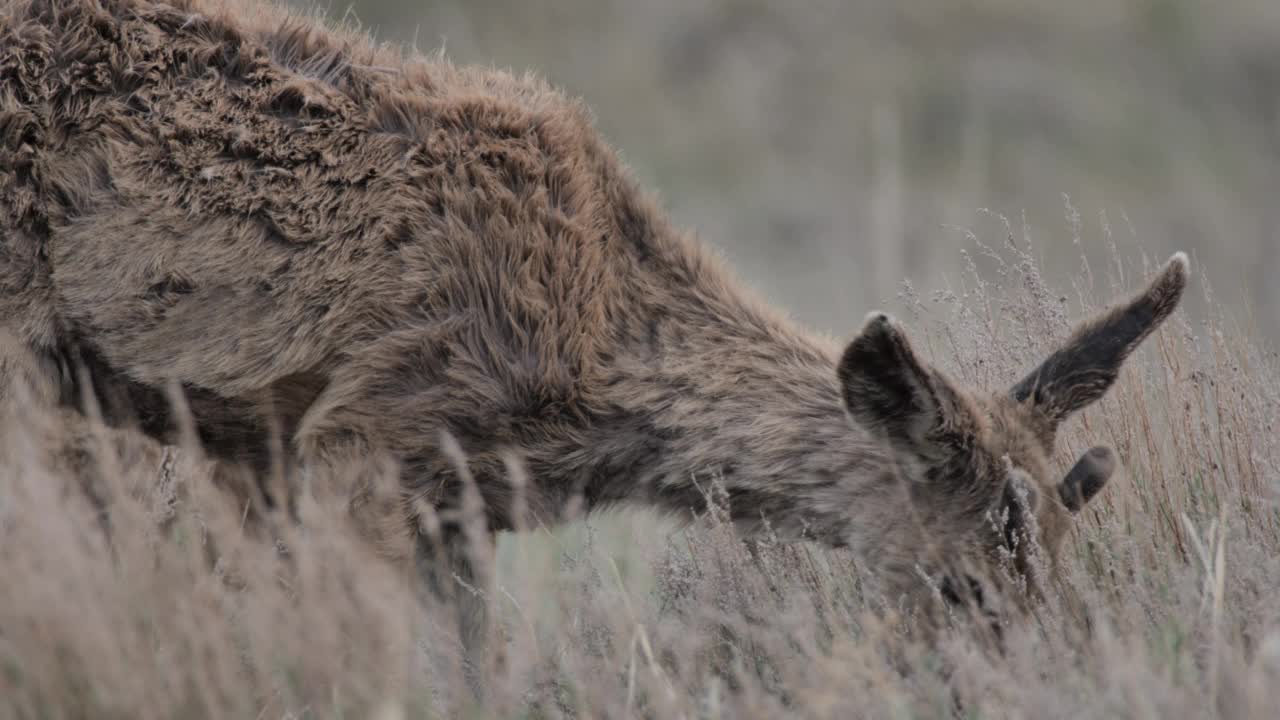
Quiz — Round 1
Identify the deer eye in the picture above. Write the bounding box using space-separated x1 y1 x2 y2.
940 574 986 609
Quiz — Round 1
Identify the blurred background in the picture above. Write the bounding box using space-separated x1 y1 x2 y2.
295 0 1280 337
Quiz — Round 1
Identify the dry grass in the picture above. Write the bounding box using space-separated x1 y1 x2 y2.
2 237 1278 719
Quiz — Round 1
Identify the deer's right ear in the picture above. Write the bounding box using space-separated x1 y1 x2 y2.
1011 253 1189 428
838 313 976 457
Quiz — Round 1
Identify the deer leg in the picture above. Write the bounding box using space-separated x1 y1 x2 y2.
414 520 498 699
0 337 176 536
294 345 510 694
296 431 502 698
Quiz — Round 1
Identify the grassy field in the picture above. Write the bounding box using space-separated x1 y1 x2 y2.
2 237 1277 719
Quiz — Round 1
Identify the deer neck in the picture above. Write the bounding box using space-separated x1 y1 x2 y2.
584 291 897 548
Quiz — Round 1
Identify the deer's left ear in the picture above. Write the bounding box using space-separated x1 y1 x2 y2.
1011 253 1188 428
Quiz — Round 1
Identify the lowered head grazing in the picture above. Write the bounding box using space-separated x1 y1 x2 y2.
837 253 1189 623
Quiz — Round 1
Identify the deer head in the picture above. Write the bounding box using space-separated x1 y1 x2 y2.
837 253 1188 621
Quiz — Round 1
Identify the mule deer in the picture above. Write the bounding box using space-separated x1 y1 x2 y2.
2 0 1187 649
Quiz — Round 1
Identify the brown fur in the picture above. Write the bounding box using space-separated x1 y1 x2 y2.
1 0 1188 637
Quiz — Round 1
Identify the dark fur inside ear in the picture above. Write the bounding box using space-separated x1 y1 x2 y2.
1012 253 1188 424
1059 446 1116 512
838 313 970 454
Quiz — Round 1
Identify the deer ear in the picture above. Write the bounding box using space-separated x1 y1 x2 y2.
1012 253 1188 426
838 313 976 457
1059 446 1116 512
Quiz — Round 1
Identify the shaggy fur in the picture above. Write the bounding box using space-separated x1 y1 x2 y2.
1 0 1187 632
